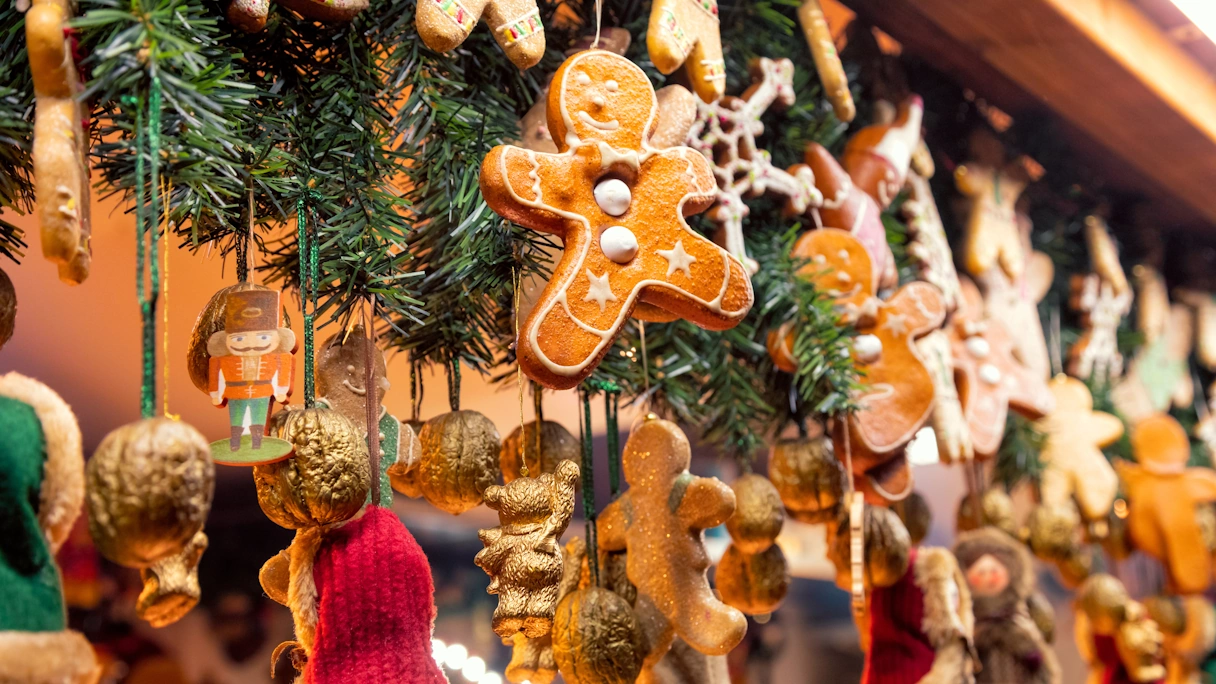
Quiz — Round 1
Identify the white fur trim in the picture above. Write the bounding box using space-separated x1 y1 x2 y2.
0 630 99 683
0 373 83 553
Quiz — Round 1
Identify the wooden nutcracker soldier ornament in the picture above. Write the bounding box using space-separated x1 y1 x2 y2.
206 288 297 464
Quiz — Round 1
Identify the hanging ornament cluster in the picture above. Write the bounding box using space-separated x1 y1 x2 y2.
717 474 791 615
1075 574 1166 684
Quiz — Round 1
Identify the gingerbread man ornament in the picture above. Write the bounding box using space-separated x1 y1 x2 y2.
648 0 725 103
774 229 945 503
480 50 754 389
950 278 1055 459
1035 375 1124 523
1068 216 1132 382
416 0 545 69
957 130 1038 282
597 417 746 675
1118 414 1216 595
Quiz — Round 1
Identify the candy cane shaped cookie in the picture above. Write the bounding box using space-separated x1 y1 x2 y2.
648 0 725 103
416 0 545 69
480 50 753 389
27 0 92 285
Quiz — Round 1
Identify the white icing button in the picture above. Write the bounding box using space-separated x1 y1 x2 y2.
600 226 639 263
594 178 632 216
965 336 991 359
576 71 591 85
606 80 619 92
854 334 882 364
979 363 1002 385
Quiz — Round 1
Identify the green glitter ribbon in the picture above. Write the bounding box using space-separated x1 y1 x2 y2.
296 192 320 408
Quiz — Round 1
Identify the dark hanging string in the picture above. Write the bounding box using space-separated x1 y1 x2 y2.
586 379 622 496
236 177 251 283
296 191 320 408
447 356 461 411
131 76 163 420
409 355 420 422
579 386 599 586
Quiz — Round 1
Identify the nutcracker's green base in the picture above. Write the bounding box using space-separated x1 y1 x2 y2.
211 435 293 466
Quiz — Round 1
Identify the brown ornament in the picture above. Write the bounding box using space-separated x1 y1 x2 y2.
768 436 844 524
476 459 580 638
956 489 1018 539
827 505 911 592
416 410 502 514
253 408 369 529
505 536 587 684
0 267 15 350
715 544 789 615
500 420 579 483
891 490 931 546
552 586 644 684
597 418 746 672
725 473 784 554
86 417 214 626
1146 595 1216 684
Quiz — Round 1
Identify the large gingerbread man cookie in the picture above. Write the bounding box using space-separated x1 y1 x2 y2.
597 417 746 674
416 0 545 69
27 0 92 285
648 0 725 103
1036 375 1124 522
950 278 1054 459
1118 414 1216 595
480 50 754 389
779 229 945 502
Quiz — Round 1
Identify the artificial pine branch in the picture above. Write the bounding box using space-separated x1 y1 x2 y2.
0 4 34 260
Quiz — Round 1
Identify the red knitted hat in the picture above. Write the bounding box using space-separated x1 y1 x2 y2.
304 506 448 683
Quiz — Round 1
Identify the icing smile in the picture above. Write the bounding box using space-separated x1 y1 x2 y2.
342 379 367 396
578 111 620 131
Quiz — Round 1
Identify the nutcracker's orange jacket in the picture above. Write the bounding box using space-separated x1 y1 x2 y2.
208 353 294 401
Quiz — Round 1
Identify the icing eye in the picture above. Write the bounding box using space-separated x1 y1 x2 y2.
594 178 631 216
600 226 638 264
346 364 357 373
965 337 990 358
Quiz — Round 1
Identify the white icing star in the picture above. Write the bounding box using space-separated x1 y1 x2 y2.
658 240 697 278
584 269 617 312
882 313 908 336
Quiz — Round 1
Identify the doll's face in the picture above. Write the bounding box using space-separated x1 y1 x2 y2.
226 330 279 357
965 553 1010 596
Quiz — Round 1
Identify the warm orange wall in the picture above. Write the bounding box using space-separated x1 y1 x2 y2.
0 192 625 452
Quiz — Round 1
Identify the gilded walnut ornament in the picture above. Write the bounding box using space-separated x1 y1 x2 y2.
86 417 214 626
500 420 579 483
552 587 644 684
768 436 845 523
416 410 502 515
253 407 369 529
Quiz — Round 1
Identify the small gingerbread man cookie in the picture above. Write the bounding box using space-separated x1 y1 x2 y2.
597 417 746 673
648 0 725 103
1118 415 1216 595
480 50 754 389
957 130 1038 282
416 0 545 69
1035 375 1124 522
1067 216 1132 382
27 0 92 285
950 278 1055 459
776 228 945 502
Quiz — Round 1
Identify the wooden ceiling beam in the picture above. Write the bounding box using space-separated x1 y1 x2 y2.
846 0 1216 228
